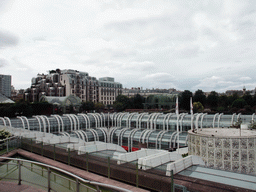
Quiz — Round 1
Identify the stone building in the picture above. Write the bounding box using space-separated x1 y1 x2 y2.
0 74 11 98
122 87 180 98
25 69 122 105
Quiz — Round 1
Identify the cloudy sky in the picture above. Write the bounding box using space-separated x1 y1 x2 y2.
0 0 256 93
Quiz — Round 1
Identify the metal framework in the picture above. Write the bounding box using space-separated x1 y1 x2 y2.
2 112 256 152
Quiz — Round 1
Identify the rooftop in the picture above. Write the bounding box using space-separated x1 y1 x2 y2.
188 128 256 137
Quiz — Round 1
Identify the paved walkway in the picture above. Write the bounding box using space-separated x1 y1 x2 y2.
0 181 46 192
1 149 149 192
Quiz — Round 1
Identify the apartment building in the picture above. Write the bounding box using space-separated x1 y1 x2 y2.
99 77 122 105
0 74 11 98
25 69 122 105
122 87 180 98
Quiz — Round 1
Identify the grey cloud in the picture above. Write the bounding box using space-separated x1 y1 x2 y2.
0 0 14 13
105 14 194 39
173 46 200 59
121 61 156 72
142 73 175 83
32 36 46 42
0 31 19 48
111 50 137 58
0 58 8 67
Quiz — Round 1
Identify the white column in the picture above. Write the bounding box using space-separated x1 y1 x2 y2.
17 116 25 129
212 113 219 128
21 116 30 130
38 116 46 133
51 115 60 133
42 115 51 133
63 114 73 132
4 117 12 127
33 116 42 132
0 117 6 126
218 113 223 128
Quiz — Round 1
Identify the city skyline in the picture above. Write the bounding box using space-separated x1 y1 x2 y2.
1 0 256 92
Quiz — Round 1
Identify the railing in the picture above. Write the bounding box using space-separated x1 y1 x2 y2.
20 138 186 192
0 157 132 192
0 136 21 155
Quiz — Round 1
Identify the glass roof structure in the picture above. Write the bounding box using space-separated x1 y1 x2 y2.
40 95 82 107
178 165 256 191
1 112 256 152
2 112 256 192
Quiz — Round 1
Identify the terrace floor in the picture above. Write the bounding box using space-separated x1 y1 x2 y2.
0 181 46 192
0 149 149 192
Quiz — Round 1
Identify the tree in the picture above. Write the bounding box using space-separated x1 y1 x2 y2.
193 90 206 106
49 70 56 74
95 102 105 112
0 129 11 149
113 102 125 112
130 94 144 109
180 90 192 110
0 129 11 140
115 95 131 110
218 95 229 109
206 91 219 109
193 102 204 113
242 93 252 106
231 98 247 109
228 93 239 108
80 101 95 112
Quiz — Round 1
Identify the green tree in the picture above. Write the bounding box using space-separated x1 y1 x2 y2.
0 129 11 140
180 90 192 110
81 101 95 112
95 102 105 112
252 94 256 109
193 90 206 106
218 95 229 109
231 98 247 109
49 70 56 74
115 95 131 110
193 102 204 113
206 91 219 109
31 101 52 115
130 94 144 109
227 93 239 108
113 102 125 112
242 93 252 106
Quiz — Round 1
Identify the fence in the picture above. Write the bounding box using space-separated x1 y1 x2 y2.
0 157 133 192
19 138 189 192
0 136 21 155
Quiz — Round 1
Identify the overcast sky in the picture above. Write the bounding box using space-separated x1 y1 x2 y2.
0 0 256 93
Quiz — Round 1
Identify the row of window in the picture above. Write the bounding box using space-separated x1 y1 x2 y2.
101 97 115 101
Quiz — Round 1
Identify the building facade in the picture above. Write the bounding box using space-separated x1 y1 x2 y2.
122 87 180 98
25 69 122 105
0 74 11 98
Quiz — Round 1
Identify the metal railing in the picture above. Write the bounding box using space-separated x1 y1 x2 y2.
0 157 132 192
0 136 21 155
19 138 188 192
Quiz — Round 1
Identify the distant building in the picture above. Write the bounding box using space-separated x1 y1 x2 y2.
98 77 122 106
143 94 176 110
11 86 24 102
25 69 122 105
225 86 250 97
0 93 14 103
122 87 180 98
0 74 11 98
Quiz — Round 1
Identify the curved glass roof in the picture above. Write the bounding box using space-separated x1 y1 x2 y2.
40 95 82 106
